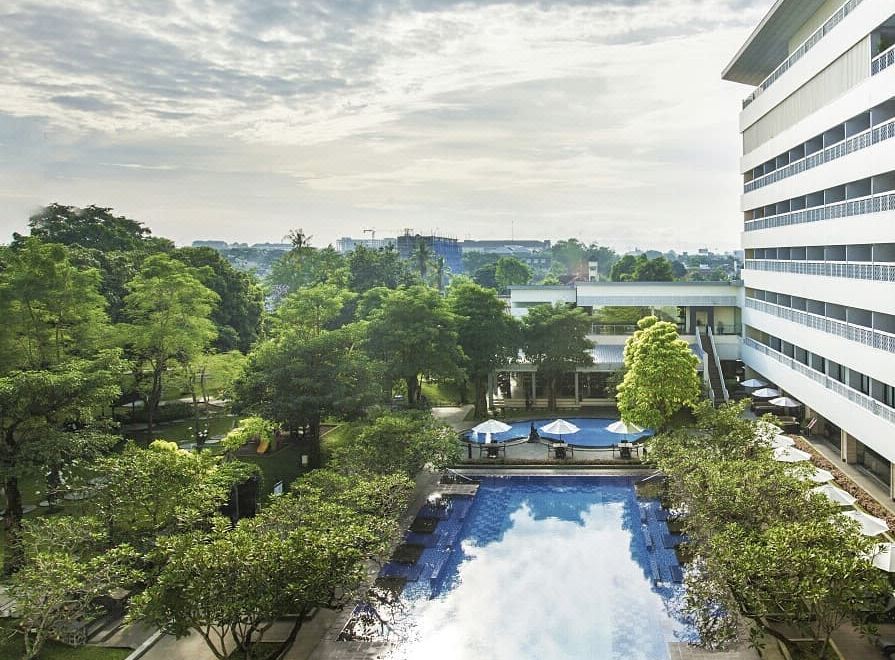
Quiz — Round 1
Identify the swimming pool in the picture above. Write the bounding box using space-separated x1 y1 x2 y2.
375 476 693 660
463 417 653 447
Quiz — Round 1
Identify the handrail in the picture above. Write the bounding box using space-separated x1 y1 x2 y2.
707 327 729 402
745 191 895 232
742 0 863 108
743 259 895 283
695 326 715 403
872 43 895 75
443 467 474 483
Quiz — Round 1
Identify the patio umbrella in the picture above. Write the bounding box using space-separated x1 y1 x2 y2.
753 387 781 399
769 434 795 449
804 467 835 484
811 483 856 507
741 378 768 388
606 420 645 441
472 419 512 435
871 543 895 572
756 421 784 436
773 446 811 463
770 396 801 409
842 510 889 536
539 419 580 442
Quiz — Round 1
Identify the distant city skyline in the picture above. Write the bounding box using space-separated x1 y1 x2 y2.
1 0 768 251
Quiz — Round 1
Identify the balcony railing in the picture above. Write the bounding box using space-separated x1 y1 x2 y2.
744 119 895 193
744 191 895 232
589 323 741 336
742 0 863 108
743 337 895 425
872 44 895 75
743 259 895 282
745 298 895 353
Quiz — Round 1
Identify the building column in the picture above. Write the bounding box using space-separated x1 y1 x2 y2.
890 464 895 501
841 430 857 464
574 372 580 402
531 373 537 402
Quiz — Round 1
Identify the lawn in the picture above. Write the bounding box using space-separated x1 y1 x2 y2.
240 443 309 501
420 380 470 406
0 621 130 660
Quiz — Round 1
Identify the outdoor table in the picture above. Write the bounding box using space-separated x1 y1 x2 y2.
617 442 634 459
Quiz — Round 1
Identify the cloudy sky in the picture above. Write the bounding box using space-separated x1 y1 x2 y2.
0 0 768 251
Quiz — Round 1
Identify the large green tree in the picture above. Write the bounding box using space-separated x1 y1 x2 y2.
121 253 219 436
447 281 520 417
234 325 379 467
0 240 124 573
172 247 264 352
521 303 593 409
364 285 463 406
616 315 699 429
494 256 533 291
347 245 415 293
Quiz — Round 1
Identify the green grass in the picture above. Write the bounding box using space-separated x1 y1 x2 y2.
0 622 130 660
240 443 309 500
420 380 470 406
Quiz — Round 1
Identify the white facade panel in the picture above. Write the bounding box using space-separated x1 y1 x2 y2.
740 209 895 249
741 268 895 315
742 343 895 462
743 306 895 383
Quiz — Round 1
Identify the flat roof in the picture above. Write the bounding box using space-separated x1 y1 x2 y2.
722 0 829 85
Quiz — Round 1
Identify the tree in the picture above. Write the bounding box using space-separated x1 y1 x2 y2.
234 325 379 467
121 253 219 436
671 260 688 279
585 244 618 281
347 245 415 293
267 245 347 296
15 204 153 253
272 283 356 339
10 516 141 660
616 315 699 430
633 255 674 281
172 247 264 352
472 262 499 289
447 281 520 417
0 239 124 573
130 470 414 660
330 411 461 477
410 239 435 281
550 238 587 279
521 303 593 409
364 286 463 406
494 256 533 291
610 254 638 281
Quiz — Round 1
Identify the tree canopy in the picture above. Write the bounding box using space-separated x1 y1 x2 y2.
494 256 532 290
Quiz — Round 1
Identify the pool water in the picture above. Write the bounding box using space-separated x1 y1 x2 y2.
464 418 653 447
381 476 693 660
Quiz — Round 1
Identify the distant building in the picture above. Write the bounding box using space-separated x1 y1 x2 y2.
191 240 232 250
335 236 397 254
461 239 551 253
397 232 462 275
588 261 599 282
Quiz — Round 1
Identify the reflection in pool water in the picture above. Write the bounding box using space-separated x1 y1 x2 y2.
463 418 653 447
386 477 690 660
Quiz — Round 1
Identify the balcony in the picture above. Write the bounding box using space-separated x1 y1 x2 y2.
743 259 895 282
742 0 864 108
872 43 895 75
744 337 895 425
744 191 895 232
744 119 895 194
745 297 895 352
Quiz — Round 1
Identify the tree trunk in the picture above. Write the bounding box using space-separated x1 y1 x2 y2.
547 376 557 411
307 416 322 468
405 377 420 407
473 378 487 418
3 475 24 575
266 613 308 660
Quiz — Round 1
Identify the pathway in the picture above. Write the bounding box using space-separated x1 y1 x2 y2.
430 405 473 430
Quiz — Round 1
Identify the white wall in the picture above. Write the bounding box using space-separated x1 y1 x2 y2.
742 267 895 315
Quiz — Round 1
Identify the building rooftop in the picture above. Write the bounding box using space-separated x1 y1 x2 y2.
722 0 829 85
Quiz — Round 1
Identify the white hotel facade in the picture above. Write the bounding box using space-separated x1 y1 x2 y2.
505 0 895 496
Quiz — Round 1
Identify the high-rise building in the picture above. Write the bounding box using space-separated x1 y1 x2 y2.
396 232 463 275
725 0 895 492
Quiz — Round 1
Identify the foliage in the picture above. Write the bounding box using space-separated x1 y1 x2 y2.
550 238 587 279
267 244 347 296
494 256 532 290
234 325 379 466
616 316 699 429
584 244 618 280
592 305 650 325
364 285 463 406
447 281 520 417
15 204 154 253
330 411 461 477
221 416 278 456
10 516 141 660
120 253 219 435
172 247 264 352
610 254 674 281
347 245 415 293
648 402 889 655
130 470 413 660
272 283 356 339
472 262 499 289
521 303 593 409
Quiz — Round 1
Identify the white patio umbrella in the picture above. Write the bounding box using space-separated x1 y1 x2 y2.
606 420 645 438
472 419 512 435
773 446 811 463
805 467 835 484
770 396 801 409
741 378 768 388
871 543 895 572
769 434 795 449
812 483 856 507
756 420 784 436
539 419 580 442
753 387 781 399
842 510 889 536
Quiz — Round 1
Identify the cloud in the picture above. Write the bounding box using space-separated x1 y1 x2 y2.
0 0 769 249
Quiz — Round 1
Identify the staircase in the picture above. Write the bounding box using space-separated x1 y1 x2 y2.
698 327 728 406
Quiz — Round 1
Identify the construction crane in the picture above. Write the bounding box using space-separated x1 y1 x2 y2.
363 228 376 240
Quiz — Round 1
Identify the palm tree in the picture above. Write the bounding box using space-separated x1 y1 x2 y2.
411 240 434 280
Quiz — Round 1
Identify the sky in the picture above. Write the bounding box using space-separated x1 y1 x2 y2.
0 0 768 252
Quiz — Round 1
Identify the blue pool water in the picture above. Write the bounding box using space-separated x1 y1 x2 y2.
380 476 693 660
464 417 653 447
